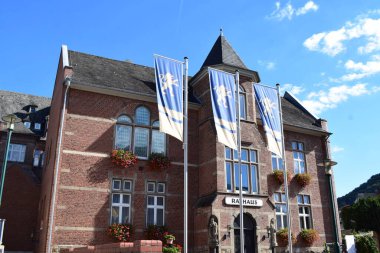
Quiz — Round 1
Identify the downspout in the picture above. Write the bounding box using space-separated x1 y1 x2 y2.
47 76 71 253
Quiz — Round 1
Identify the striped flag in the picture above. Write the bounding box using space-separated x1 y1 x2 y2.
254 84 283 158
208 68 237 150
154 55 184 141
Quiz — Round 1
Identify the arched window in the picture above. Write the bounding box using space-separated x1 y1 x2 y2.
134 106 150 158
135 106 150 126
239 86 247 120
115 115 132 150
114 107 166 159
151 120 166 154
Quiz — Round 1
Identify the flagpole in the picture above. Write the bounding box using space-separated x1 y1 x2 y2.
183 57 189 253
276 83 293 253
235 70 244 253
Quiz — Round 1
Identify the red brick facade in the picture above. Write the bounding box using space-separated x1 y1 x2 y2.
36 45 341 253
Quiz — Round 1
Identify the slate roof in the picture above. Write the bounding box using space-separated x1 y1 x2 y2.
67 46 325 134
281 97 325 133
68 51 200 104
0 90 51 135
201 35 247 69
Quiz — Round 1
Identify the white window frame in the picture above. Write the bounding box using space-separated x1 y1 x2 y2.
8 144 26 162
24 122 31 129
111 193 131 224
274 193 288 229
146 195 165 226
123 180 132 191
239 86 247 120
225 147 259 194
33 150 43 167
110 179 132 224
147 182 155 193
292 141 306 174
157 183 165 193
133 127 150 159
271 153 284 171
297 194 312 229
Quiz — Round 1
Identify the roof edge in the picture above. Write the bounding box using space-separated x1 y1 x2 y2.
284 91 319 121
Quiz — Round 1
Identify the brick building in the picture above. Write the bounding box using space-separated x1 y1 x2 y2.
0 90 50 252
37 35 340 253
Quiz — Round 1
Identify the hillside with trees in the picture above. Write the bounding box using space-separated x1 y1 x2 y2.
337 173 380 208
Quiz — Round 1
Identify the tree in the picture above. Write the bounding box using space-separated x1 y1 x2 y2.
343 196 380 233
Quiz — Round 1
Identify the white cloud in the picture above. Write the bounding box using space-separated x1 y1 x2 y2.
334 55 380 82
281 83 305 95
331 145 344 153
258 60 276 70
269 1 318 21
303 13 380 56
301 83 378 115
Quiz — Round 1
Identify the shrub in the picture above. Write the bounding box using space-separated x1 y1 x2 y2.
299 229 319 245
295 173 312 187
355 234 379 253
144 225 168 242
164 234 176 240
276 228 295 247
163 244 182 253
273 170 291 185
107 224 133 242
111 149 138 168
148 153 171 170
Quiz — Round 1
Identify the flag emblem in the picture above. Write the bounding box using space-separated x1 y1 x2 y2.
208 68 237 150
254 84 283 158
159 73 179 96
154 55 184 141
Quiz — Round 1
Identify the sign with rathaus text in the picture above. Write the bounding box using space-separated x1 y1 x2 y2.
224 197 263 207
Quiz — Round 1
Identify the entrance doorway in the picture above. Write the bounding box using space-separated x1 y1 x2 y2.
234 213 257 253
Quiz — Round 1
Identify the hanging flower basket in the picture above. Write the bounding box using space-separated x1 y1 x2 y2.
299 229 319 245
276 228 296 247
295 173 312 187
163 244 182 253
164 233 176 245
107 223 134 242
272 170 292 185
148 153 171 170
111 149 138 169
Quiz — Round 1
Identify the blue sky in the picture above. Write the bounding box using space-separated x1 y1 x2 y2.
1 0 379 197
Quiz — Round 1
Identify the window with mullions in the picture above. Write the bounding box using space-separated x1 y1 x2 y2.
239 86 247 120
114 106 166 159
271 153 284 171
111 179 132 224
146 182 165 226
225 147 258 193
274 193 288 229
297 194 312 229
8 144 26 162
292 141 306 174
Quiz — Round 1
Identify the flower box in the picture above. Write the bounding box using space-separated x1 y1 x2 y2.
111 149 138 169
148 153 171 170
276 228 296 247
299 229 319 245
272 170 292 185
295 173 312 187
107 224 133 242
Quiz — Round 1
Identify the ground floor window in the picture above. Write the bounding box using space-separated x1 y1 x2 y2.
274 192 288 229
297 194 312 229
111 179 132 224
146 181 165 226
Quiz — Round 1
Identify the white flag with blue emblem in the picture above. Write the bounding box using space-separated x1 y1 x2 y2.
254 84 283 158
208 68 237 150
154 55 184 141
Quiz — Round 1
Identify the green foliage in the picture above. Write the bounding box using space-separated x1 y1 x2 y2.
164 234 175 240
148 153 171 170
295 173 312 187
107 224 133 242
163 245 181 253
276 228 295 246
355 234 379 253
349 196 380 232
341 205 354 229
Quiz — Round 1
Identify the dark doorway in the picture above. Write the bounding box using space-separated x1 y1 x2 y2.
234 213 257 253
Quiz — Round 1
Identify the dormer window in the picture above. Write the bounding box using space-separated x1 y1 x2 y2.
24 122 31 129
34 123 41 130
29 105 38 113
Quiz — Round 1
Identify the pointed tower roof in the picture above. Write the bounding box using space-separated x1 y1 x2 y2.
201 32 247 69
